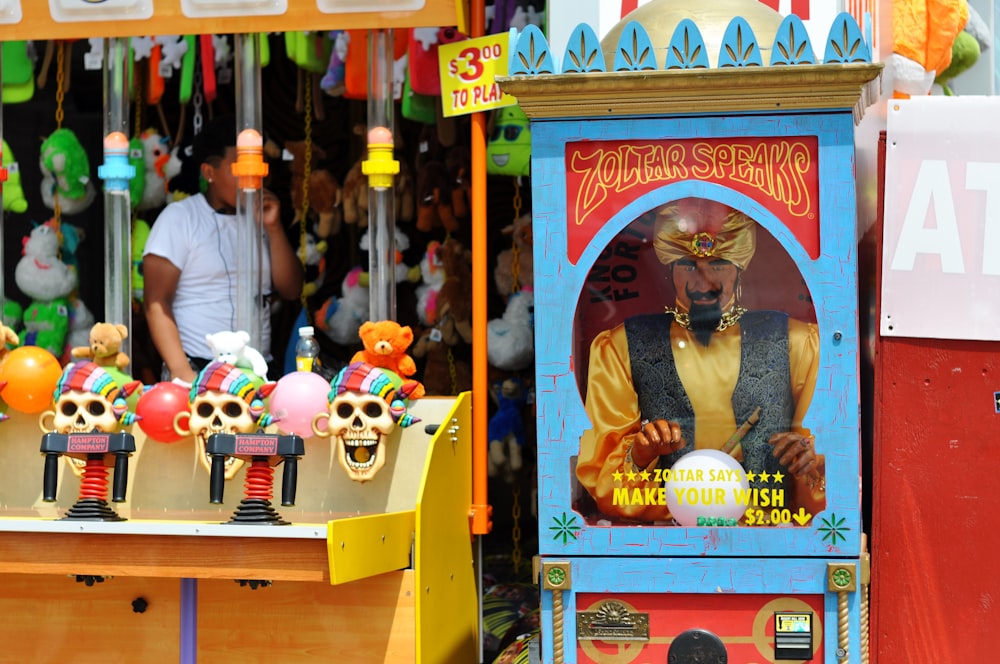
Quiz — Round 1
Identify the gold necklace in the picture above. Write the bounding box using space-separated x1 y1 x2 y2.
664 304 747 332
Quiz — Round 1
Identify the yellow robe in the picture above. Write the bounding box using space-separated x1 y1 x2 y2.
576 316 820 522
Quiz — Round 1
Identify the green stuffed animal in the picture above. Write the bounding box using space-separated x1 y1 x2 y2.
14 222 77 357
132 218 151 302
2 139 28 213
40 127 96 215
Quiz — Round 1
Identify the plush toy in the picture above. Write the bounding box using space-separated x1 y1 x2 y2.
358 227 422 287
934 4 990 95
282 141 343 239
15 222 77 356
486 105 531 177
411 239 473 395
309 169 344 239
888 0 969 97
205 330 270 379
70 322 130 370
487 288 534 372
2 139 28 213
416 160 460 234
342 153 415 227
352 320 422 381
320 30 349 97
40 127 96 215
0 321 18 359
488 377 530 484
317 265 370 346
136 128 171 212
415 240 445 326
342 158 367 226
132 219 151 302
300 228 328 298
435 238 474 344
494 213 534 297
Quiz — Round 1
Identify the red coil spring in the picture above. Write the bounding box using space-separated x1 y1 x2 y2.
243 460 274 501
78 458 109 501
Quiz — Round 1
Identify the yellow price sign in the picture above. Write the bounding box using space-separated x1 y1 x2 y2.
438 33 517 117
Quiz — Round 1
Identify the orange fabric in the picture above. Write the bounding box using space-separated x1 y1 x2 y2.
893 0 969 74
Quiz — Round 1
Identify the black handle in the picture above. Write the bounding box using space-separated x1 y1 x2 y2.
112 454 129 502
281 457 297 507
209 455 225 504
42 454 59 502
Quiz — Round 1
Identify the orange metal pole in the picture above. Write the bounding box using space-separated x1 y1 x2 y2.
469 0 493 535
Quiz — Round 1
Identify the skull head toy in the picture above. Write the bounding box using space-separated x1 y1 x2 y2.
312 362 420 483
39 362 142 476
174 361 275 479
40 361 141 435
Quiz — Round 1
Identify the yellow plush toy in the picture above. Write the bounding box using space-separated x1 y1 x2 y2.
70 322 130 370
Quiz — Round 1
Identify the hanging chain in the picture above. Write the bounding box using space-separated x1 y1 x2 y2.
509 178 523 294
54 42 66 129
299 79 314 321
52 41 67 223
192 66 204 137
447 347 457 395
511 484 523 575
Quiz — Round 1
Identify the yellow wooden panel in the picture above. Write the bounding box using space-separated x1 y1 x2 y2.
327 510 415 585
0 574 180 663
414 392 478 664
0 531 329 581
198 572 415 663
5 0 462 40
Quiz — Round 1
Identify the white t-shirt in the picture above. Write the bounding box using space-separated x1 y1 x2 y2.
143 193 273 360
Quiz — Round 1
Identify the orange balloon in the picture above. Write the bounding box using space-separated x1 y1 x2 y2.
0 346 63 414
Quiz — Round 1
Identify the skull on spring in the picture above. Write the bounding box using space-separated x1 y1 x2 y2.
185 390 254 479
174 361 275 480
52 390 119 434
327 390 396 482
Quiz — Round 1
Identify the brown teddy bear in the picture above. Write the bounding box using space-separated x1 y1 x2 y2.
284 140 344 238
351 320 426 399
411 239 473 395
70 322 130 370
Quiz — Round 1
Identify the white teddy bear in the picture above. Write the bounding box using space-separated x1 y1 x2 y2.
205 330 269 379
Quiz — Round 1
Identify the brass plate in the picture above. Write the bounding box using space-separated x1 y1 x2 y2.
577 600 650 642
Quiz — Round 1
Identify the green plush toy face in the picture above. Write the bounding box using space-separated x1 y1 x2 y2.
486 104 531 177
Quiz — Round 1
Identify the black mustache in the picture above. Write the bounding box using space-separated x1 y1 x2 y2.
686 288 722 300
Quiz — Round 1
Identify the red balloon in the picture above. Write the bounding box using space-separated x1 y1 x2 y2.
135 381 190 443
0 346 63 414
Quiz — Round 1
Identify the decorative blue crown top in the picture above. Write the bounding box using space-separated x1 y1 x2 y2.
508 12 870 76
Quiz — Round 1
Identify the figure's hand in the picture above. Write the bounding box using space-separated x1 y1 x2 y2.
630 419 685 468
262 189 281 230
768 432 819 479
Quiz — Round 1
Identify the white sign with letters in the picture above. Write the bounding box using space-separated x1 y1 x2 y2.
882 96 1000 340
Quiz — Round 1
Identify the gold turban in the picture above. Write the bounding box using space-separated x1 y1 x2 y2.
652 198 757 270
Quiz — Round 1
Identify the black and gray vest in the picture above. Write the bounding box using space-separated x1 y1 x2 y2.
624 310 794 490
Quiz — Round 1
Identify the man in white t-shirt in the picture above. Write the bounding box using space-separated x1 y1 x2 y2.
143 115 302 383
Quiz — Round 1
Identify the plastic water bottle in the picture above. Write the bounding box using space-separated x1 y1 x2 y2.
295 326 320 373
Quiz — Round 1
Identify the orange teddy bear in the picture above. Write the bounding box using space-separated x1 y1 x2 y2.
351 320 426 399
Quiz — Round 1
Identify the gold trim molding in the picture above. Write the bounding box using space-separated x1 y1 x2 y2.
497 63 883 124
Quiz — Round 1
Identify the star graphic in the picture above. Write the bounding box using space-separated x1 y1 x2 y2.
639 469 651 482
772 471 785 484
626 470 638 482
612 470 623 482
758 471 771 483
745 471 757 483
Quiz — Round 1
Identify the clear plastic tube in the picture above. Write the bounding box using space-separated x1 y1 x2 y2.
102 37 132 359
234 33 265 350
366 29 396 323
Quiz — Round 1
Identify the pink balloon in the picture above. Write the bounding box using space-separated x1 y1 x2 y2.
269 371 331 438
